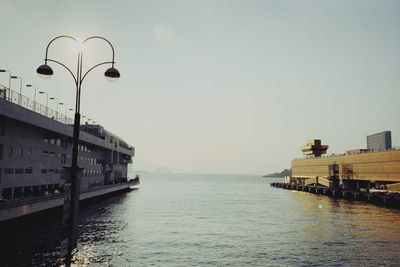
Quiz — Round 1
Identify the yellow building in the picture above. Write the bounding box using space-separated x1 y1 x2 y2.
291 140 400 190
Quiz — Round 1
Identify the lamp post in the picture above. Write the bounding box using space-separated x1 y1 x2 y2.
26 84 37 110
49 97 59 113
38 91 49 116
0 69 11 100
26 84 37 102
82 115 87 125
36 35 120 265
68 108 74 124
59 102 67 123
38 91 49 106
10 75 23 94
11 75 23 105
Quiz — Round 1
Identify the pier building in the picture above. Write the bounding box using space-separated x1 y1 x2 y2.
290 138 400 191
0 85 138 222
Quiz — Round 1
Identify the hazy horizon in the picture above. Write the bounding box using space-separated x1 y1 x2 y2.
1 0 399 175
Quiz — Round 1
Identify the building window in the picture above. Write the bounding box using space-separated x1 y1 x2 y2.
42 150 49 156
18 146 23 159
25 168 33 174
0 144 3 160
61 154 67 164
23 186 32 197
0 121 4 136
15 168 24 174
14 187 23 198
41 169 48 174
8 145 13 157
4 168 14 174
3 188 12 199
62 139 67 148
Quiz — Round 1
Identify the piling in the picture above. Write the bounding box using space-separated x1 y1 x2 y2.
270 182 400 208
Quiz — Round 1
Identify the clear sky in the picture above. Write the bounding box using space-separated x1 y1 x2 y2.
1 0 399 175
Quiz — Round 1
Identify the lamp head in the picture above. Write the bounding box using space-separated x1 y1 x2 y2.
36 64 53 79
104 67 120 82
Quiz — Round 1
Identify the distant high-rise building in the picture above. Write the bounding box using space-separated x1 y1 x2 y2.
367 131 392 152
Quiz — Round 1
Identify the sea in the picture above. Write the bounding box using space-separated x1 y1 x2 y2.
1 173 400 266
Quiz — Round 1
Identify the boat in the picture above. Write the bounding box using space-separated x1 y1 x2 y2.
0 85 139 222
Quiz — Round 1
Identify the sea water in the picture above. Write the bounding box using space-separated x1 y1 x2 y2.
2 173 400 266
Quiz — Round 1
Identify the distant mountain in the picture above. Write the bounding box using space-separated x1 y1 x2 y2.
263 169 291 178
132 170 149 174
152 167 171 173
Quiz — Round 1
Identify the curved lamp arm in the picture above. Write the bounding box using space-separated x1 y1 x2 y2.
80 61 114 83
46 59 78 85
44 35 77 65
83 36 116 67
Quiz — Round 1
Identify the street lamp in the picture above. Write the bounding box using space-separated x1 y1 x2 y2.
36 35 120 264
49 97 59 113
0 69 11 100
59 102 68 123
38 91 49 106
26 84 37 102
0 69 11 89
68 108 74 124
10 75 23 95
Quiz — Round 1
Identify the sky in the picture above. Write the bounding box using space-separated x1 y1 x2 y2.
1 0 399 175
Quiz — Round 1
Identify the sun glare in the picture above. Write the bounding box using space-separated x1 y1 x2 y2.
73 41 86 53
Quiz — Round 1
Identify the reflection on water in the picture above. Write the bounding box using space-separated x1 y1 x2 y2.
1 174 400 266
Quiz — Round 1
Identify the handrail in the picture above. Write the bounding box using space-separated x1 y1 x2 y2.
1 86 74 124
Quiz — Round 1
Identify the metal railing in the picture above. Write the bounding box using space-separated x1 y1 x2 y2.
0 84 73 124
293 146 400 161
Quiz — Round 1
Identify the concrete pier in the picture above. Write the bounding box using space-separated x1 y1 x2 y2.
270 182 400 208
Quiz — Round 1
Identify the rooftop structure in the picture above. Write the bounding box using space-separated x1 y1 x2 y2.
301 139 329 157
